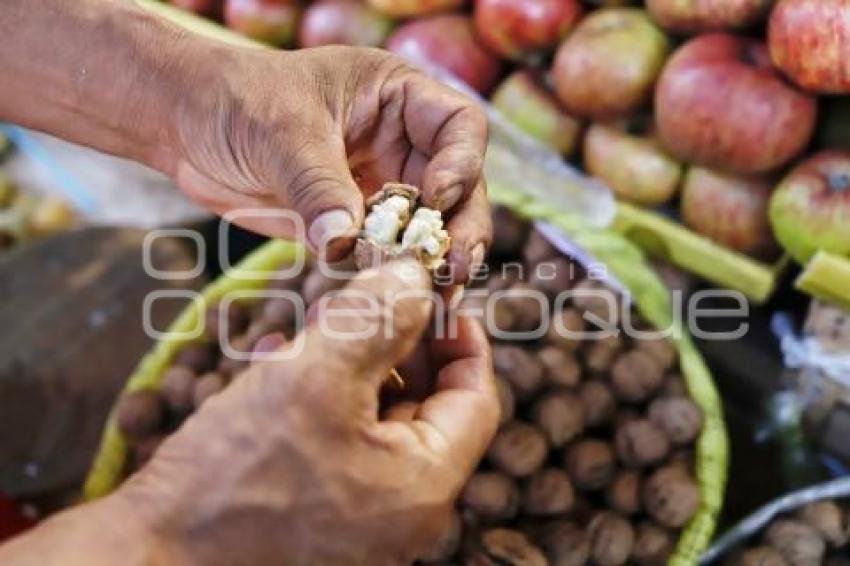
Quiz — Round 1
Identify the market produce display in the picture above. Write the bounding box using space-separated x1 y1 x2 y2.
164 0 850 278
103 206 710 564
722 499 850 565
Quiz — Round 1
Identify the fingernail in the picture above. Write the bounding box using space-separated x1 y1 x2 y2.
435 183 463 211
308 209 355 251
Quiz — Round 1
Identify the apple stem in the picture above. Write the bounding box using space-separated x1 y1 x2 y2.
827 172 850 192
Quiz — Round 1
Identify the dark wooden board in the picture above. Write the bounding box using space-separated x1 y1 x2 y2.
0 227 205 497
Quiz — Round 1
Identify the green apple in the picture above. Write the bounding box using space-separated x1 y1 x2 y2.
769 151 850 263
583 119 682 206
551 8 670 119
491 70 582 156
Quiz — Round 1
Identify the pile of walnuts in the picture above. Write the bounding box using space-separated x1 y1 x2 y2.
115 259 342 470
439 207 704 566
724 499 850 566
114 206 706 565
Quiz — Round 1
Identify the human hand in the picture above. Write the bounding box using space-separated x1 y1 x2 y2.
160 45 490 283
111 259 498 565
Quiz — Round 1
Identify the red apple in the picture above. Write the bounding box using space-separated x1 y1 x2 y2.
769 151 850 263
646 0 773 34
491 70 582 156
298 0 393 48
656 33 817 174
551 8 670 119
584 118 682 206
224 0 301 46
385 14 503 95
171 0 223 17
680 166 777 259
367 0 463 18
473 0 583 63
769 0 850 93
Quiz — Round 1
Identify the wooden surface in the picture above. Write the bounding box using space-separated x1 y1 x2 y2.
0 227 205 497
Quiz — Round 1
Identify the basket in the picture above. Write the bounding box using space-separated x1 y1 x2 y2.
84 183 728 565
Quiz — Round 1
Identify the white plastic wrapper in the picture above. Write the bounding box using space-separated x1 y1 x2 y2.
1 124 207 229
773 309 850 395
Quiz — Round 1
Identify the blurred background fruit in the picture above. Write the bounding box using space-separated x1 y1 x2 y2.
769 151 850 264
171 0 223 17
491 70 582 156
298 0 393 47
583 118 682 206
769 0 850 94
385 14 503 94
680 166 777 260
473 0 583 64
223 0 301 46
551 8 669 119
367 0 463 18
656 33 816 175
646 0 774 35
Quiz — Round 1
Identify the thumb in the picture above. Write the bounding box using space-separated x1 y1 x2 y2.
278 133 364 261
287 259 434 414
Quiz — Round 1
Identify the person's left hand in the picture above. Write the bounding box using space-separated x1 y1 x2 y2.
158 45 490 283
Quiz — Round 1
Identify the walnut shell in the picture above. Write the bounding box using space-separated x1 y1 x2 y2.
537 346 581 388
546 308 585 352
173 342 217 374
564 439 616 491
523 229 559 265
116 390 166 442
649 397 703 446
588 512 635 566
497 283 545 332
631 522 674 565
528 256 578 299
643 466 700 528
572 279 621 328
521 468 575 517
797 501 848 548
615 419 671 469
765 519 826 566
635 337 677 371
488 421 548 478
733 546 789 566
611 350 664 403
578 380 616 428
583 334 622 374
160 365 196 416
535 521 590 566
203 301 250 341
492 345 544 401
606 470 642 516
469 528 547 566
532 391 585 448
462 471 520 522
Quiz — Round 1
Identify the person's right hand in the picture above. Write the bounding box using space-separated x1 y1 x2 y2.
113 259 499 565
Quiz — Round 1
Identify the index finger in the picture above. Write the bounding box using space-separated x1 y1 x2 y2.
415 315 499 477
399 72 488 212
